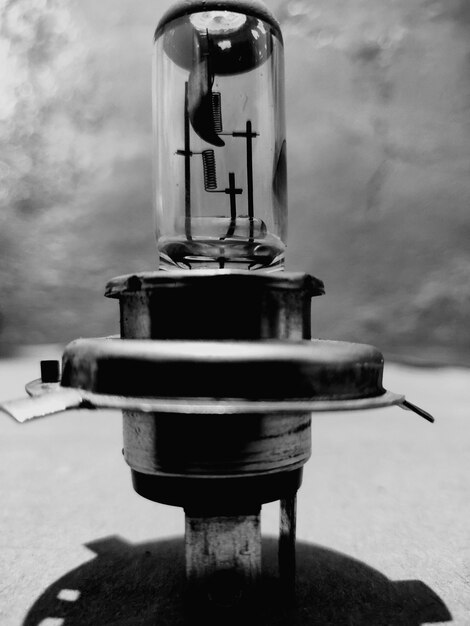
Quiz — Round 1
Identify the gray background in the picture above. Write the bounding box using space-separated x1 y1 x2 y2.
1 0 470 365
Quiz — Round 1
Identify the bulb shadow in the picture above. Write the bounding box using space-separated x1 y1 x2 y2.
22 535 452 626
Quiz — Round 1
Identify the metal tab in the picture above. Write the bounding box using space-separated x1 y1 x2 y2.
0 337 434 423
1 388 84 424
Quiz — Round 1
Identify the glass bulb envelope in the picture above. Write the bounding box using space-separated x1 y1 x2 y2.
153 0 287 270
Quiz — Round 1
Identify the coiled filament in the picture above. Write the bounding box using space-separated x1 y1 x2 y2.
202 149 217 190
212 92 223 134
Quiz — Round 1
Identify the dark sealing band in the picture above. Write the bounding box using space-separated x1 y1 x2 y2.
131 467 303 510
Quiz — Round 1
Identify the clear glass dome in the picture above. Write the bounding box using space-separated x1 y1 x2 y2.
153 1 287 271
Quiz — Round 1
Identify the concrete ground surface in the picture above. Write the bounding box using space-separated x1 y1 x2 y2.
0 346 469 625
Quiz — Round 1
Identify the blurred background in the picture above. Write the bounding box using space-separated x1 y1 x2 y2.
1 0 469 365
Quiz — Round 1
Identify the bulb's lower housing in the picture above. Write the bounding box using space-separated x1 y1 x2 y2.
124 410 309 512
104 269 322 606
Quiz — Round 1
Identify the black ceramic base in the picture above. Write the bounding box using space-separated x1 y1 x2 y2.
131 468 303 515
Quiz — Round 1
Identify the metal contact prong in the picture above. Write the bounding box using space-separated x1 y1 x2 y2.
279 491 297 602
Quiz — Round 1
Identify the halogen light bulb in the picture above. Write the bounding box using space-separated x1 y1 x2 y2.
153 0 287 270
